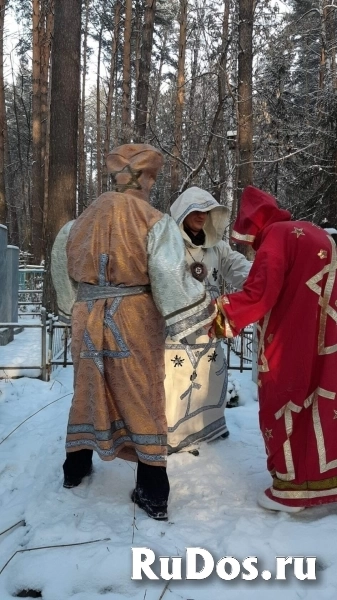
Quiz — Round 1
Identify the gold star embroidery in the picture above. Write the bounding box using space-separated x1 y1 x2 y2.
258 379 262 388
334 410 337 420
291 227 305 238
267 334 274 343
264 428 273 441
318 249 327 259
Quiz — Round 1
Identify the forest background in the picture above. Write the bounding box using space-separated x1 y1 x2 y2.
0 0 336 309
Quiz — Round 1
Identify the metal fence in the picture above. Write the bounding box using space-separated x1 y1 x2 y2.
47 318 72 379
0 309 253 380
18 267 44 316
0 308 48 380
223 327 253 371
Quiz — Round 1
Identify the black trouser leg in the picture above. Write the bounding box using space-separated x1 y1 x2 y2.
135 459 170 511
63 449 93 480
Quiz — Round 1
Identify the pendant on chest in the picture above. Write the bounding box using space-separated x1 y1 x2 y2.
190 261 208 282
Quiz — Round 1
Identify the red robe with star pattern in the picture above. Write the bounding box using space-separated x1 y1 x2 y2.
218 186 337 507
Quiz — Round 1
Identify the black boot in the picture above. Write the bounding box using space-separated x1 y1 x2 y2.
131 488 168 521
131 460 169 520
63 449 93 488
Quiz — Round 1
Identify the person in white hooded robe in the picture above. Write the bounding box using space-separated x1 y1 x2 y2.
165 187 251 453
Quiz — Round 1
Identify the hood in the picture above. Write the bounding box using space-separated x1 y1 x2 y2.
170 187 229 248
106 143 163 195
231 186 291 249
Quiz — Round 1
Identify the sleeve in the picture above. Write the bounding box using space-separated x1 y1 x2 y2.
219 241 252 290
51 220 78 324
147 214 216 341
218 239 287 335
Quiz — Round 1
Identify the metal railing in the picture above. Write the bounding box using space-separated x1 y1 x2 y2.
0 308 253 380
18 267 44 316
0 308 48 380
223 327 253 371
47 317 72 379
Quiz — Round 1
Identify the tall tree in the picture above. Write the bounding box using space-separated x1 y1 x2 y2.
134 0 157 142
237 0 254 201
121 0 132 143
43 0 82 311
171 0 188 199
102 0 121 192
0 0 6 226
78 0 90 215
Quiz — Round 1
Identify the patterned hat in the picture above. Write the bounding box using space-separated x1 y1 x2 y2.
106 144 163 192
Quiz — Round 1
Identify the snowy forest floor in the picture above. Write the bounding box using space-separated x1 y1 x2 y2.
1 353 337 598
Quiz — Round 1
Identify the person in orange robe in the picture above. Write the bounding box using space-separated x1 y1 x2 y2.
211 186 337 512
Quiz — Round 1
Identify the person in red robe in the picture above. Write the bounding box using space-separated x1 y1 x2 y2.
211 186 337 512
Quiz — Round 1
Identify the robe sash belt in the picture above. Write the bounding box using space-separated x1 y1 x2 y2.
76 282 151 302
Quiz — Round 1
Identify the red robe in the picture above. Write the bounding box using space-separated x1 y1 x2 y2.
219 187 337 507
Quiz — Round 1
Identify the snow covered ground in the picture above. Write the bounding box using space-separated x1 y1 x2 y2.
1 334 337 599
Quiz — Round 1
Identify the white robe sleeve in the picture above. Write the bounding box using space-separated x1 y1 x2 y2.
147 214 216 341
51 220 78 324
218 240 251 290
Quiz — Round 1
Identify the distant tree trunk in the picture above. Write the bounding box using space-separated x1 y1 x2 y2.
121 0 132 144
102 0 120 192
187 32 200 164
78 0 90 215
151 28 167 129
171 0 187 200
214 0 229 204
41 0 53 256
237 0 254 201
134 0 157 142
96 24 103 196
43 0 81 312
31 0 44 261
0 0 6 226
134 0 142 91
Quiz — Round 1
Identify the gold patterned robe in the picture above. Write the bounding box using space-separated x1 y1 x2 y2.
52 146 214 467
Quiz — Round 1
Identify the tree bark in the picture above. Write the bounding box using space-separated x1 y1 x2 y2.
43 0 81 312
171 0 188 200
237 0 254 201
134 0 157 142
102 0 121 192
214 0 230 204
0 0 6 226
121 0 132 144
41 0 53 258
78 0 90 215
31 0 44 261
96 24 103 196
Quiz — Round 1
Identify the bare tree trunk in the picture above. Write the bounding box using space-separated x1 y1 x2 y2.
96 24 103 196
121 0 132 144
78 0 90 215
237 0 254 200
0 0 6 226
151 28 167 129
41 0 53 256
235 0 254 258
214 0 229 204
171 0 188 200
187 32 200 164
43 0 81 312
134 0 157 142
134 0 142 91
102 0 121 192
31 0 44 261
